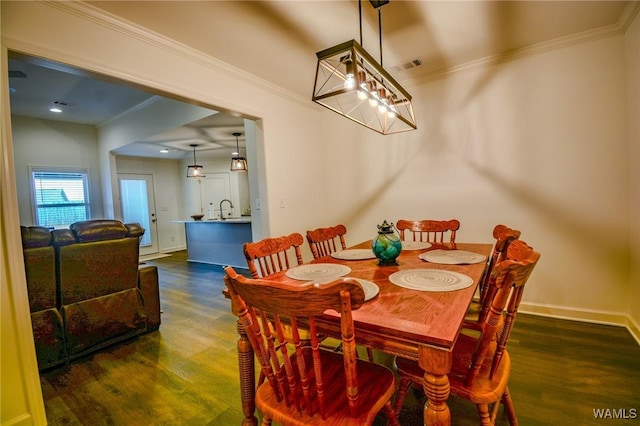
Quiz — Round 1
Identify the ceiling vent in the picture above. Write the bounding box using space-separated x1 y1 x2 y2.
53 100 76 107
391 59 422 73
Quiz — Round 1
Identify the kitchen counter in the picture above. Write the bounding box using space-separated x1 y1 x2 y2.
179 219 252 268
174 217 251 224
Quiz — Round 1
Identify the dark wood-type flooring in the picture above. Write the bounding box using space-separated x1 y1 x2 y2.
40 251 640 425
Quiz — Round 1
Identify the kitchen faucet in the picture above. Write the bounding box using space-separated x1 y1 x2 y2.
219 199 233 220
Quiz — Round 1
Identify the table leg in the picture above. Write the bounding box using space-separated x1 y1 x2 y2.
419 347 453 426
237 319 258 426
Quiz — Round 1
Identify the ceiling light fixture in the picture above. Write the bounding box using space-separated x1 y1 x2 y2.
312 0 416 135
187 144 205 178
230 132 248 172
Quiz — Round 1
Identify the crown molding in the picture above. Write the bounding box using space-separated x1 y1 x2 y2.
404 1 640 87
39 1 311 108
619 1 640 32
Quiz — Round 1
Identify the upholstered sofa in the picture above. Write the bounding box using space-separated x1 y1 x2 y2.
21 219 161 371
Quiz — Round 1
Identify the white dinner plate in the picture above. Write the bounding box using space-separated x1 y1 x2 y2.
419 249 487 265
401 241 432 250
354 278 380 301
331 249 377 260
312 278 379 301
286 263 351 283
389 269 473 292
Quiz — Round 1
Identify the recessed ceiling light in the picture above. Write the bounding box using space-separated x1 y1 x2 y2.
49 108 62 113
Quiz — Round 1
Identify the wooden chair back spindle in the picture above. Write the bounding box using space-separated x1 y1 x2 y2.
396 219 460 245
243 233 304 278
306 224 347 259
475 224 522 318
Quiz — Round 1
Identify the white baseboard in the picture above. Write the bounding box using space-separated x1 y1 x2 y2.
160 245 186 253
627 317 640 346
520 302 640 346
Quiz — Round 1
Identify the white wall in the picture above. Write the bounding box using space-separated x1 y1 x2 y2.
115 156 186 252
376 36 631 319
11 115 104 225
626 12 640 332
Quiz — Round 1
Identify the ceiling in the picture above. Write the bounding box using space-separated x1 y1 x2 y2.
7 1 636 158
7 55 246 160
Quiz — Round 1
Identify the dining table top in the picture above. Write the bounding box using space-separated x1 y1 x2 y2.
263 240 493 356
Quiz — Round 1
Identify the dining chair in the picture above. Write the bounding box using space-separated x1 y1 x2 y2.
479 225 522 302
396 219 460 244
243 232 347 370
224 267 399 426
243 233 304 278
306 224 375 361
393 239 540 425
306 224 347 259
466 224 522 327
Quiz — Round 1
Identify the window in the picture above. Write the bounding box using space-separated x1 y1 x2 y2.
31 168 91 228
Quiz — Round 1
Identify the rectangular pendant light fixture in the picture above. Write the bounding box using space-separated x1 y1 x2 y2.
312 41 416 135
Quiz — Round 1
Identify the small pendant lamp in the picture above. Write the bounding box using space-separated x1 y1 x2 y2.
187 144 205 178
230 132 248 172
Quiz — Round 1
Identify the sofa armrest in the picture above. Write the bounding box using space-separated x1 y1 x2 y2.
138 266 161 330
125 223 145 238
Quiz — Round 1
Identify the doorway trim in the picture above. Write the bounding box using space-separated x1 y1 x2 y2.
1 44 47 425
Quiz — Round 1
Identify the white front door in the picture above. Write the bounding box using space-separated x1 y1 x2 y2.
118 173 159 256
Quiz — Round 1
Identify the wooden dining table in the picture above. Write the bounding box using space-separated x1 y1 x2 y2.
232 240 493 426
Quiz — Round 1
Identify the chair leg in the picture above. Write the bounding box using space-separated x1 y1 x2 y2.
383 401 400 426
393 377 413 420
490 399 501 423
476 403 493 426
366 347 375 362
501 386 518 426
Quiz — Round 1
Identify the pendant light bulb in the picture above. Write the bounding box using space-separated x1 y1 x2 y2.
344 74 356 90
343 59 357 90
357 70 369 100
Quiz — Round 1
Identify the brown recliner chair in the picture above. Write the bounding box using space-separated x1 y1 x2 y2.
22 219 161 370
21 226 67 370
52 219 161 359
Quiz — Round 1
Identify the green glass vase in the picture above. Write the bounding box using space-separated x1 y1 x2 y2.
372 220 402 266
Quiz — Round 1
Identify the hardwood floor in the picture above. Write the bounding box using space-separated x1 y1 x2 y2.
40 251 640 425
